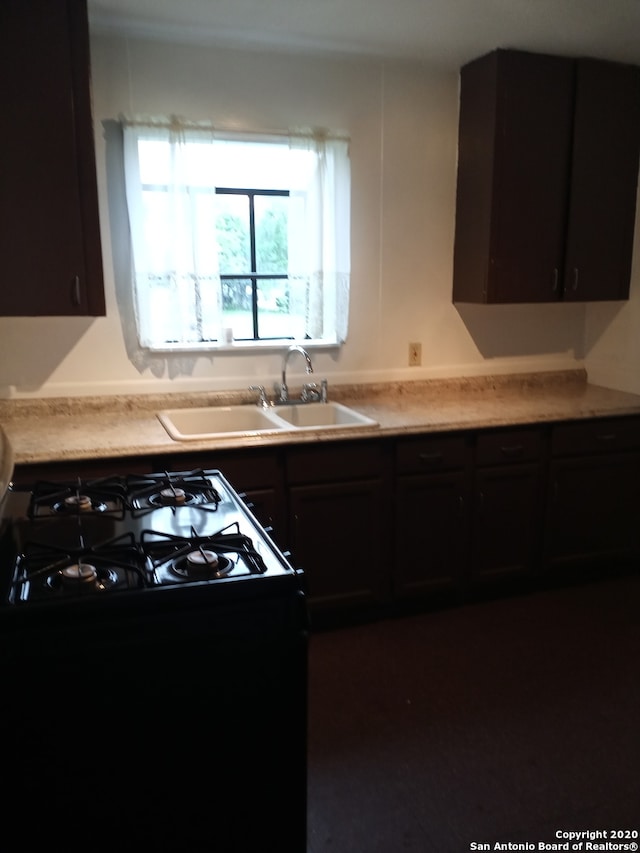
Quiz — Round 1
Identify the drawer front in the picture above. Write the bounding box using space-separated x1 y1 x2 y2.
395 433 470 474
476 428 542 466
286 440 384 484
552 416 640 456
161 449 283 490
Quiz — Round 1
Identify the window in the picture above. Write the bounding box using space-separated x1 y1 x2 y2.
122 119 351 350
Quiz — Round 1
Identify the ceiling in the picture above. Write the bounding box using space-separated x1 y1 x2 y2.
88 0 640 70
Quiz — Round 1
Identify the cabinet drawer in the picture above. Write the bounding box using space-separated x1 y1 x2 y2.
160 449 282 491
552 416 640 456
286 440 384 485
476 428 542 466
13 458 154 486
395 433 470 474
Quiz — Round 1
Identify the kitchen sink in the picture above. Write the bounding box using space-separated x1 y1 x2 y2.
271 401 379 430
157 405 288 441
158 401 379 441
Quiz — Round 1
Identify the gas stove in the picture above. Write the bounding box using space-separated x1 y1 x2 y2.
1 468 299 610
0 465 307 851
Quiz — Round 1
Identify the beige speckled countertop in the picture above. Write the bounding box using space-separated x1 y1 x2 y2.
2 369 640 466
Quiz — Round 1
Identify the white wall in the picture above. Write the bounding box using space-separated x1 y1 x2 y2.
583 183 640 394
2 33 634 400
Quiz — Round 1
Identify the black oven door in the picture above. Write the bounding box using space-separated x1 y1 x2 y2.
1 589 308 852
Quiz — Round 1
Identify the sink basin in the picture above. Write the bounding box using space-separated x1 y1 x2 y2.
158 401 379 441
272 401 379 430
157 405 288 441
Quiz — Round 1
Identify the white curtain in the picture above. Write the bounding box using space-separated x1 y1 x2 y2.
123 119 223 347
122 118 350 348
288 135 351 343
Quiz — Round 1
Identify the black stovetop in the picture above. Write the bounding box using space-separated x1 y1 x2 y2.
0 469 298 610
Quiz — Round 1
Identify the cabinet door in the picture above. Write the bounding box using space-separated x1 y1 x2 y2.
453 48 640 305
545 453 640 566
472 463 541 583
563 59 640 302
288 479 390 612
0 0 104 316
453 49 574 304
394 471 469 597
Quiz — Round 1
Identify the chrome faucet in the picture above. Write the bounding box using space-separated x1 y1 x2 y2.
249 384 270 408
278 345 313 403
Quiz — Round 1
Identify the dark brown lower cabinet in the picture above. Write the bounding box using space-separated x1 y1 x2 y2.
546 454 640 566
286 440 391 613
471 464 542 582
394 471 469 596
394 434 472 598
545 417 640 569
470 427 544 584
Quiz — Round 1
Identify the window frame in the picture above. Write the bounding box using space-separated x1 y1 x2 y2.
122 120 351 352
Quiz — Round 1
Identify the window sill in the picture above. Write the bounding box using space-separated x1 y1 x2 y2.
143 339 341 354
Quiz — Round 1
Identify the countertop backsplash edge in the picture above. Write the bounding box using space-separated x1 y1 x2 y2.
0 369 588 419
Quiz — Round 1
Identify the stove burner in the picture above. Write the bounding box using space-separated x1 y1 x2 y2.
161 487 186 503
171 551 232 579
62 562 98 582
47 563 119 593
54 495 109 514
187 549 218 568
148 488 197 508
64 495 93 511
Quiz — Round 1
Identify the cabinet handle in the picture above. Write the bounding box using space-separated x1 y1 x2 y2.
500 444 524 457
572 268 579 291
418 452 443 464
552 268 558 292
596 433 616 443
71 275 81 306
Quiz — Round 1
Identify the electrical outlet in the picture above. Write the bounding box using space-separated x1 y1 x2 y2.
409 342 422 366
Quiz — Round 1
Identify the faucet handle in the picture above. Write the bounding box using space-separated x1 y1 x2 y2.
301 380 328 403
249 385 269 408
301 382 319 402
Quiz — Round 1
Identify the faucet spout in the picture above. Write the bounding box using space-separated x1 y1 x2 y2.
279 345 314 403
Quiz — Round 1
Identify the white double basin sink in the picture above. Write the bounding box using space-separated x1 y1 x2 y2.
158 401 379 441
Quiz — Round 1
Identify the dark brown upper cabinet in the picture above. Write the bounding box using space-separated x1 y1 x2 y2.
0 0 105 316
452 49 640 305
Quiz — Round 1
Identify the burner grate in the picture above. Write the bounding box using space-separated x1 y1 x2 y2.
126 470 222 516
142 521 267 583
28 477 128 520
10 532 150 603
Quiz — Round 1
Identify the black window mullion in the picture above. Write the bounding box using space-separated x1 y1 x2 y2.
248 192 259 338
216 186 289 341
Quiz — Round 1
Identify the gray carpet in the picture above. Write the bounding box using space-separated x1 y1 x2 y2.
307 573 640 852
